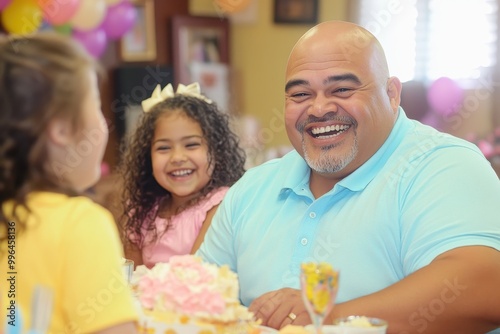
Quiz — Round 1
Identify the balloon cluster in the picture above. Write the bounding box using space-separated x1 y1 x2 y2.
0 0 137 58
401 77 465 130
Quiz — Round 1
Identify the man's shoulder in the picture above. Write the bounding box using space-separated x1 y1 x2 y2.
403 120 482 156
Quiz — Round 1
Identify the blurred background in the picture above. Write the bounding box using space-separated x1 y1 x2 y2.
1 0 499 176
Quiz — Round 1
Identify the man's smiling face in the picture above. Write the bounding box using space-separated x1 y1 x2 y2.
284 21 401 179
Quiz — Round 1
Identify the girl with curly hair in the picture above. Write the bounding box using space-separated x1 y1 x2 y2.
120 83 246 268
0 33 137 333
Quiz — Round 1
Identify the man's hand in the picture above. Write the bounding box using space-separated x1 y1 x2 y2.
248 288 311 329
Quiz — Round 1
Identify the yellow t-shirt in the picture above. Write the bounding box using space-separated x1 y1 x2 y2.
0 192 138 333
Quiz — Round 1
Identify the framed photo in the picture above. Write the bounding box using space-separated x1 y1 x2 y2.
274 0 318 24
119 0 156 62
171 15 230 111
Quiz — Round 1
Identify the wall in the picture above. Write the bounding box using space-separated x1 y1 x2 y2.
90 0 500 179
190 0 348 148
190 0 499 153
101 0 189 169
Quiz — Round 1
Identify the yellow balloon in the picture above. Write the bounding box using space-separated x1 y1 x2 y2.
70 0 106 31
1 0 42 35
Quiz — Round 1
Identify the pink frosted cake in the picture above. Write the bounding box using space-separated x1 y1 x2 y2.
132 255 260 334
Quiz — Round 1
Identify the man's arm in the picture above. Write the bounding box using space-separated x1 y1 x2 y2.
250 246 500 333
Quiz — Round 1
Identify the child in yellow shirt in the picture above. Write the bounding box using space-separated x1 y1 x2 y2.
0 33 138 334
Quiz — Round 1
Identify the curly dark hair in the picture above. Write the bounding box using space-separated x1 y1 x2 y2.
119 94 246 246
0 33 102 242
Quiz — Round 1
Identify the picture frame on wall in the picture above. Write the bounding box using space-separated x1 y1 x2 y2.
119 0 156 62
171 15 229 85
171 15 231 112
273 0 318 24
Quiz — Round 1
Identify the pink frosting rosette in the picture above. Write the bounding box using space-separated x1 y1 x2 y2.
133 255 250 323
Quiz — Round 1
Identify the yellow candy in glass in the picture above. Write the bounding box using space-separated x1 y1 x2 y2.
301 262 339 314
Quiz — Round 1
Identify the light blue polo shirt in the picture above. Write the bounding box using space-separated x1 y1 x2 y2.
198 108 500 316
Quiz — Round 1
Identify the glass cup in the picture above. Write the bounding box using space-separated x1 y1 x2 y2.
122 258 134 285
300 262 339 334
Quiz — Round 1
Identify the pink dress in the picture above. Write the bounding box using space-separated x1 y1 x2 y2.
135 187 229 268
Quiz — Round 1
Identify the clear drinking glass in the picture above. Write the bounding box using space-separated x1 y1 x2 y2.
300 262 339 334
122 258 134 285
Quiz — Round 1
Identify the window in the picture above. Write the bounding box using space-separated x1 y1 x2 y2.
352 0 498 84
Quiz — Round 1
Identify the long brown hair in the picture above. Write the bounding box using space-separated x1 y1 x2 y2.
0 33 103 240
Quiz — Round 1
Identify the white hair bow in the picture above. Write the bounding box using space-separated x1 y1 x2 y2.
141 82 212 113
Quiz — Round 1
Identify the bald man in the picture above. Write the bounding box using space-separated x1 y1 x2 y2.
197 21 500 333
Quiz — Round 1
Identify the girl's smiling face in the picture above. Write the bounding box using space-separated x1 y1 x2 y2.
151 111 213 207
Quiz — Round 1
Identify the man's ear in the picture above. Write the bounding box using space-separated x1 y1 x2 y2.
387 76 402 112
46 118 73 146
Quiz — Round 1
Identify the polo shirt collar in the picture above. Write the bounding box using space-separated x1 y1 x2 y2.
338 107 411 191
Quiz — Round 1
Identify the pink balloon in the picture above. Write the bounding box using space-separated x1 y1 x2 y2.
0 0 11 11
73 27 107 58
427 77 464 117
38 0 80 25
101 0 136 39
